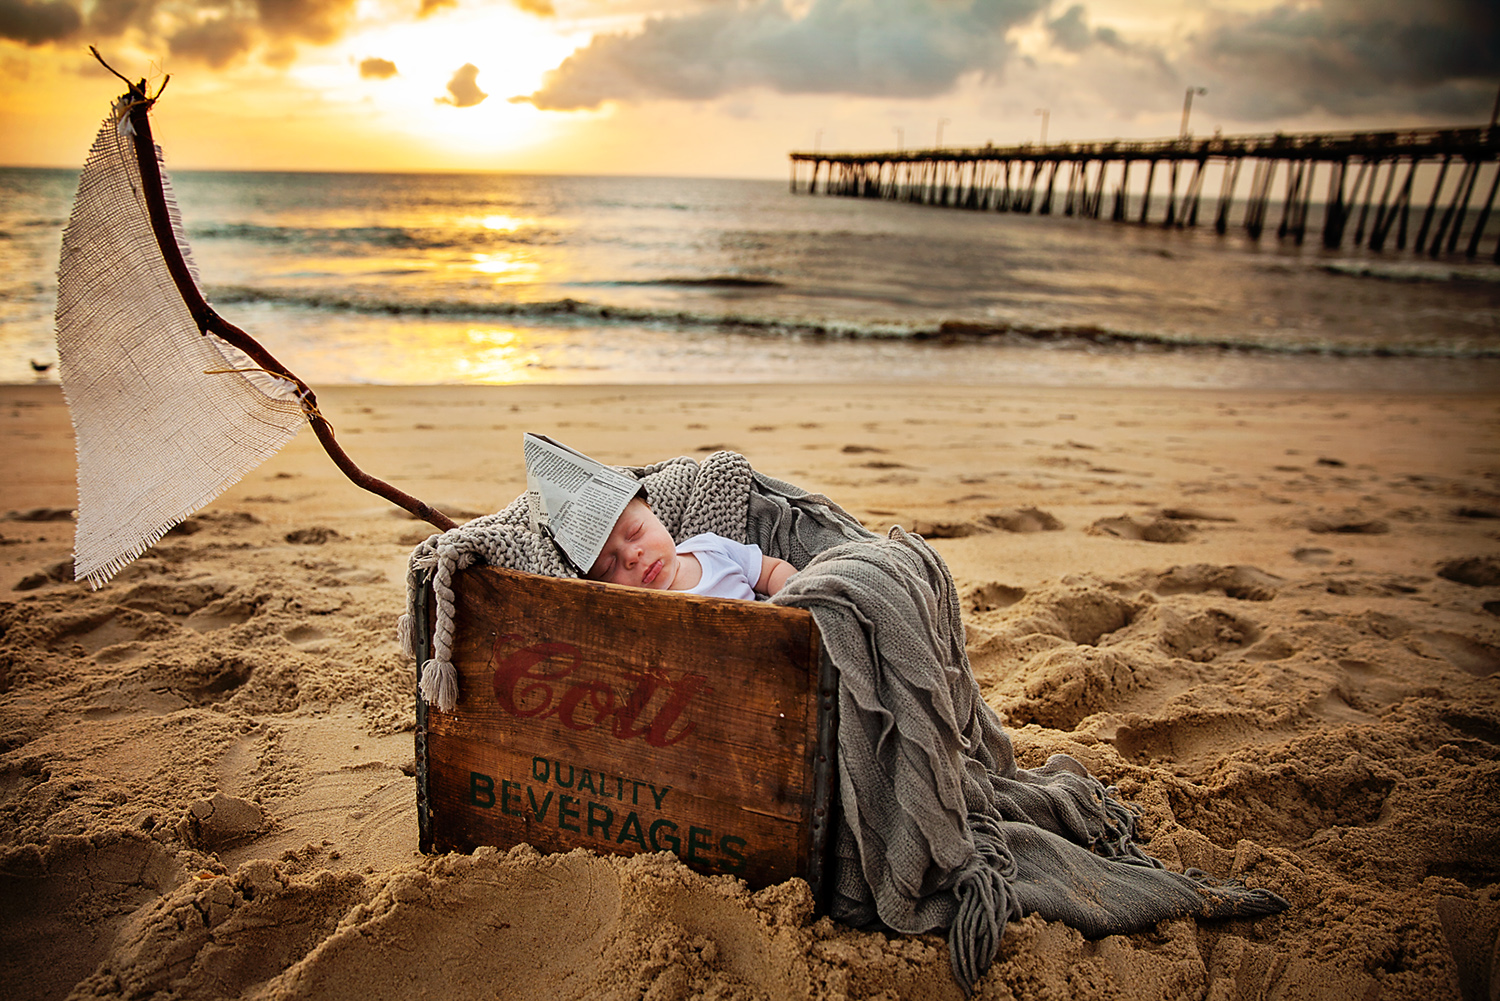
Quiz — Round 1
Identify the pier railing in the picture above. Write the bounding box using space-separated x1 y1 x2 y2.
789 126 1500 260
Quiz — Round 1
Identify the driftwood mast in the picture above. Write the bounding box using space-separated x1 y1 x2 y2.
97 50 457 534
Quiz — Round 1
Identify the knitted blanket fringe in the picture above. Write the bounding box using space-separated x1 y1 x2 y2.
400 450 1287 992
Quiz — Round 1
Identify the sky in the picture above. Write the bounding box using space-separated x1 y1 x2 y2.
0 0 1496 177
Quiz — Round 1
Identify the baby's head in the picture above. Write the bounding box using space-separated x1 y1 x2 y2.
586 496 682 589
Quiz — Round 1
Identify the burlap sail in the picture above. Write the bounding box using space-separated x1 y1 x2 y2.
56 114 307 587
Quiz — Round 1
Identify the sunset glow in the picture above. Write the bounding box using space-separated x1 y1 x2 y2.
1 0 1493 177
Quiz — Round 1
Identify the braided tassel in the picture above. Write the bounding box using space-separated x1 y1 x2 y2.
417 541 464 712
419 657 458 713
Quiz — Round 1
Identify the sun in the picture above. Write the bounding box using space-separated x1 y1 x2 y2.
291 1 595 166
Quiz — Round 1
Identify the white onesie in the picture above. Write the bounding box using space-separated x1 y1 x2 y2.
676 533 763 600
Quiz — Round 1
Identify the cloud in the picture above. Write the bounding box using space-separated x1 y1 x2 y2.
0 0 360 65
89 0 159 38
1045 4 1089 53
254 0 359 45
159 0 358 66
169 16 256 68
360 55 398 78
1186 0 1499 121
419 0 456 16
0 0 82 45
514 0 1048 111
1046 3 1124 53
438 62 488 106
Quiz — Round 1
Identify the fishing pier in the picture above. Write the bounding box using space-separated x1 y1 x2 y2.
789 126 1500 260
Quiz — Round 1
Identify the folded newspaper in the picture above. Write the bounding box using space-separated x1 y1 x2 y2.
523 433 642 574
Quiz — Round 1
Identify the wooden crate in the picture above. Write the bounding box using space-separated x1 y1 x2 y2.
413 565 838 902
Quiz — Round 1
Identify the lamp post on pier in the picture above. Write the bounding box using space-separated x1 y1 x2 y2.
1180 87 1206 138
1034 107 1049 147
936 118 950 149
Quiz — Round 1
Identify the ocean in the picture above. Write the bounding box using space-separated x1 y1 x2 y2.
2 165 1497 391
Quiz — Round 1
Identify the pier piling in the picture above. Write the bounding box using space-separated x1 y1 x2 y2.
790 125 1500 259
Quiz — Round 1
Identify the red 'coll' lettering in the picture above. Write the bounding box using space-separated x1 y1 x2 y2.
490 635 709 747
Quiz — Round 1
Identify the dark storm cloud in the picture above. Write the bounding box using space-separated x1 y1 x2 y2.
254 0 358 44
168 15 255 67
88 0 157 37
0 0 359 65
1190 0 1499 120
360 55 398 78
0 0 82 45
438 62 487 106
514 0 1048 111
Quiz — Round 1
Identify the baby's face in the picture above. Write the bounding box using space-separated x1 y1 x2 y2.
586 498 680 589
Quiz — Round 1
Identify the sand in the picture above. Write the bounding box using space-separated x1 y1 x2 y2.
1 380 1497 1001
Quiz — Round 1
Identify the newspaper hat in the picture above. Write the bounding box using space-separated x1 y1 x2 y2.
523 433 643 573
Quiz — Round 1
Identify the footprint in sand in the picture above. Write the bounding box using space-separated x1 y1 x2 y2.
286 527 344 545
1110 710 1268 769
14 559 74 591
1437 556 1500 588
47 606 174 655
284 624 335 651
104 578 255 633
1306 511 1389 534
3 507 74 522
910 519 988 539
1087 514 1193 543
1149 732 1397 843
184 594 260 633
1412 631 1500 677
1451 505 1500 520
1150 605 1261 663
1157 506 1236 523
118 580 237 617
168 511 261 536
1150 565 1283 601
912 510 1068 540
1322 573 1423 597
965 582 1026 613
984 507 1063 533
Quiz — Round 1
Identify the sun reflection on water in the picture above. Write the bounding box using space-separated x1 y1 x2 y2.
476 214 525 232
470 252 539 281
456 327 543 383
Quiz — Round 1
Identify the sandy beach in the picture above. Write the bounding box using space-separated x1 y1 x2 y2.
2 379 1497 1000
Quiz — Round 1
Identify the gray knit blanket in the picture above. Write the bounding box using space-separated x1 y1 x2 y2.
401 450 1287 992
